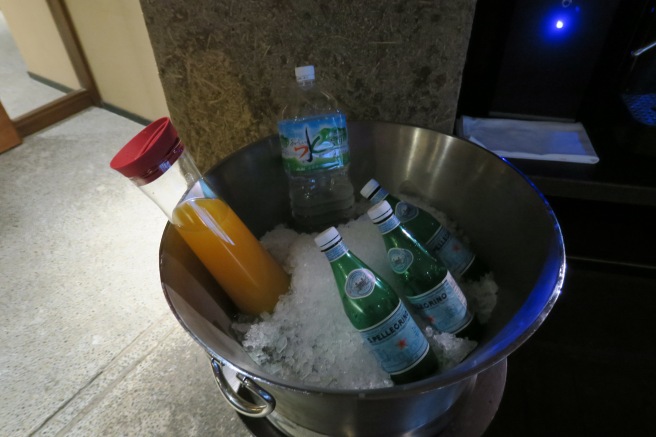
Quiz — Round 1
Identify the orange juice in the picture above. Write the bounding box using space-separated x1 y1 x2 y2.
171 197 290 315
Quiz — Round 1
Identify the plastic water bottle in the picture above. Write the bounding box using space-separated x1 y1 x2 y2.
278 65 355 232
314 227 440 384
368 201 482 342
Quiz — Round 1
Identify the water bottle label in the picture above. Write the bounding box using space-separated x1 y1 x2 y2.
426 229 475 277
345 268 376 299
278 113 349 173
388 248 414 273
406 272 471 333
394 201 419 222
360 302 430 375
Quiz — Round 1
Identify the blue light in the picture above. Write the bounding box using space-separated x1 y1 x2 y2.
543 9 576 42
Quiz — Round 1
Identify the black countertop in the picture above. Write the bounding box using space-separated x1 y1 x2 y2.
483 123 656 435
505 121 656 207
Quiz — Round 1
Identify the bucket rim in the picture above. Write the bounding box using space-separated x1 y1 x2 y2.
159 120 566 398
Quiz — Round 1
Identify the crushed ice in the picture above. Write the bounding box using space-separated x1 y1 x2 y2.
232 200 499 390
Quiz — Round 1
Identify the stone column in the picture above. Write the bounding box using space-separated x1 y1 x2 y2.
140 0 477 171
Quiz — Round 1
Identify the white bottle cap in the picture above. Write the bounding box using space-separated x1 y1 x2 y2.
314 227 341 250
367 201 393 223
360 178 380 199
295 65 315 82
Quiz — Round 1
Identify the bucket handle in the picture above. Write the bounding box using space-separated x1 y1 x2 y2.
210 357 276 417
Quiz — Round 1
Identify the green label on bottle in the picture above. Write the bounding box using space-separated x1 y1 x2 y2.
388 248 414 273
278 113 349 173
360 302 430 375
345 268 376 299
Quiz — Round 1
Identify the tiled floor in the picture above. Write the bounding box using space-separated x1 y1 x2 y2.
1 13 253 436
0 107 255 437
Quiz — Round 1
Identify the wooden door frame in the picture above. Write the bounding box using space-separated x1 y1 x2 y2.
0 100 22 153
4 0 100 149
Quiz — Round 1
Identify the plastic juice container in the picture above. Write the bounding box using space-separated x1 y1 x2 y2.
171 196 289 314
110 117 290 315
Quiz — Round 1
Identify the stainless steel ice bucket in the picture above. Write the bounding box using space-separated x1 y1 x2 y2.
159 121 565 436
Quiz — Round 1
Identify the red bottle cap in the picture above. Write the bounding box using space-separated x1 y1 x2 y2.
110 117 184 184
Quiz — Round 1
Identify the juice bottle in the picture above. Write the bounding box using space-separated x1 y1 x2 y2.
171 196 289 314
110 117 290 315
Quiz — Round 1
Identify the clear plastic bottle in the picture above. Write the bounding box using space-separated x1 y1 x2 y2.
314 227 440 384
278 65 355 232
110 117 290 315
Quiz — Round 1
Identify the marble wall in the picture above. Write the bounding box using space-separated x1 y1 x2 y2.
140 0 477 172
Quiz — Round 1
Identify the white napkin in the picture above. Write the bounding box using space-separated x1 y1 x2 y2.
457 116 599 164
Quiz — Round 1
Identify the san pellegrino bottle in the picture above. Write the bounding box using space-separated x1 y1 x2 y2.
360 179 489 281
278 65 355 232
314 227 440 384
367 201 482 341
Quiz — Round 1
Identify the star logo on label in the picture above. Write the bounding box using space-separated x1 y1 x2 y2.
396 338 408 350
452 243 461 252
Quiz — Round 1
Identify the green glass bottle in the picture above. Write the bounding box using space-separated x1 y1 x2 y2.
314 227 440 384
367 201 482 342
360 178 490 281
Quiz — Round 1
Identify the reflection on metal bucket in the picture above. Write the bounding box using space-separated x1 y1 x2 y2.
159 121 565 436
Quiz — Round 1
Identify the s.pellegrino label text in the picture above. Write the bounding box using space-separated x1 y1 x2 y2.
406 272 472 333
360 302 430 375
